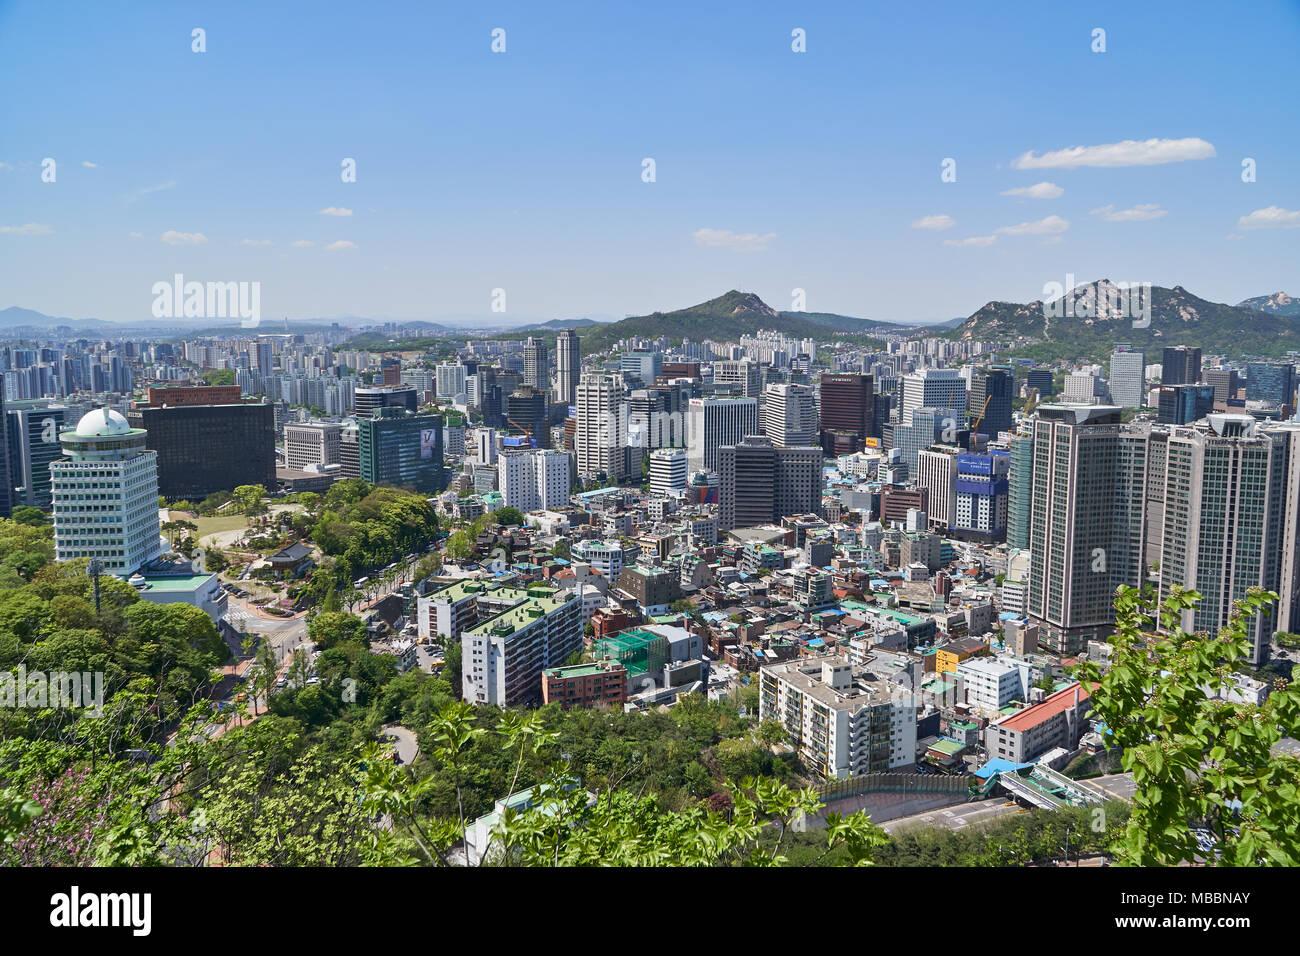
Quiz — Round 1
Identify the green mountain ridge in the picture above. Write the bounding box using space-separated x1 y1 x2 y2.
572 291 888 353
944 281 1300 362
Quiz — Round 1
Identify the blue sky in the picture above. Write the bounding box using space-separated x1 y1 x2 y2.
1 0 1298 325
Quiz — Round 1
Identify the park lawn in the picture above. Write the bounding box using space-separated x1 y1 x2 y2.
193 514 251 538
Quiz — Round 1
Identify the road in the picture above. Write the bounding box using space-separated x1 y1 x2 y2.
381 724 419 765
883 799 1023 834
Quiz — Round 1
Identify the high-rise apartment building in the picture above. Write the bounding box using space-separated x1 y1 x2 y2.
554 330 581 407
575 372 626 481
462 586 583 707
496 448 570 512
523 337 550 392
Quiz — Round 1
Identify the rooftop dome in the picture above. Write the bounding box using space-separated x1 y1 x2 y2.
75 407 131 438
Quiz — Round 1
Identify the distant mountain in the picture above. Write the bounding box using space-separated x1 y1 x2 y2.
1237 292 1300 317
518 317 607 331
783 311 903 333
0 306 111 330
945 281 1300 362
575 290 886 353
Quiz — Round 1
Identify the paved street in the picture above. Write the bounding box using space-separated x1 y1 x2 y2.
884 799 1023 834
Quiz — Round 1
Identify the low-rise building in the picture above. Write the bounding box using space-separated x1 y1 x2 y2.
759 656 917 780
541 660 628 710
985 682 1092 763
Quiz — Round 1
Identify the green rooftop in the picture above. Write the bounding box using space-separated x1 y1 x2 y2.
466 593 572 639
137 573 215 592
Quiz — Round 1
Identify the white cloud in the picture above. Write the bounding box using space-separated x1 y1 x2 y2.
129 231 143 239
1237 206 1300 230
161 230 207 245
319 207 353 217
241 238 272 246
1000 181 1063 199
692 227 775 252
995 215 1070 236
291 240 315 248
1226 234 1245 241
943 235 997 247
1011 137 1216 169
82 161 97 168
911 214 955 231
0 222 54 236
1041 236 1064 246
125 181 176 204
1090 203 1167 222
325 240 357 251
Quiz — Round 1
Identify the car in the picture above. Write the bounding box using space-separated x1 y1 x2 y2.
305 676 321 685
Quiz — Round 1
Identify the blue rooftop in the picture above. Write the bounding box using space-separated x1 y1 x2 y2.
973 758 1034 780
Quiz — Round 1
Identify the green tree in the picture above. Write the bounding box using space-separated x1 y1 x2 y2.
307 611 367 651
494 507 525 527
10 506 48 527
1078 585 1300 866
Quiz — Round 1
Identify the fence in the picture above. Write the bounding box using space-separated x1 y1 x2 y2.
815 771 971 803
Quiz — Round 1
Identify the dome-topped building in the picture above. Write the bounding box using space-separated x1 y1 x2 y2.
74 407 132 437
51 407 162 575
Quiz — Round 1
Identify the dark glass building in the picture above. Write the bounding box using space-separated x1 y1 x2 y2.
503 386 550 449
357 408 446 494
1245 362 1296 406
127 402 276 500
1156 384 1215 425
969 368 1014 441
818 373 873 454
1161 346 1202 386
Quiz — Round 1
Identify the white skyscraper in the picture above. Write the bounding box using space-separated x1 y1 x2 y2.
901 368 967 425
1109 345 1146 408
555 329 582 407
51 409 163 575
762 383 819 448
687 396 759 474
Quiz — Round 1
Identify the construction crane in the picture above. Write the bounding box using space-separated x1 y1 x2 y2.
506 416 537 448
969 395 992 451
